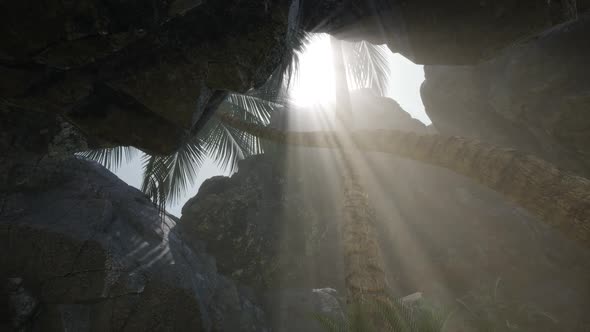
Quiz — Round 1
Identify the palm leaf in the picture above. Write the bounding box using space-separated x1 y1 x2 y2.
163 137 207 205
139 136 206 215
77 146 139 172
138 26 310 209
312 313 348 332
199 114 261 172
140 153 169 215
226 93 281 125
342 41 391 96
348 301 374 332
313 298 445 332
373 300 415 332
201 93 290 172
258 28 313 99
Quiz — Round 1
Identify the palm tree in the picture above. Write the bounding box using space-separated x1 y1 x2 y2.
78 90 286 214
217 113 590 249
81 31 590 292
330 36 391 305
79 28 309 215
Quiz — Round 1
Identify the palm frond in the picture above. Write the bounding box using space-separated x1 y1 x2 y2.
198 113 261 172
313 298 445 332
342 41 391 96
456 279 558 332
312 313 348 332
140 136 206 215
257 29 314 100
373 300 415 332
140 153 169 215
348 301 374 332
164 137 207 205
226 93 282 125
77 146 140 172
199 92 291 172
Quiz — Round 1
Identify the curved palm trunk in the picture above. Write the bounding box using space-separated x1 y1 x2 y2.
330 36 389 303
341 165 389 302
217 113 590 248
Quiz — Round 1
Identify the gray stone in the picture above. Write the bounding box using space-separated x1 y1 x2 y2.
302 0 577 64
421 13 590 177
0 0 293 154
0 157 268 331
0 0 581 155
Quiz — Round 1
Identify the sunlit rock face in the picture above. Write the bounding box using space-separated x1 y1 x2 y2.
302 0 577 64
421 14 590 177
0 157 268 332
181 90 590 331
180 159 349 332
180 154 345 290
0 0 292 154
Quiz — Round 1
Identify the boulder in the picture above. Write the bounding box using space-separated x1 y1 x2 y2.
302 0 577 64
0 0 293 154
421 13 590 177
0 157 268 331
180 153 345 290
0 0 581 155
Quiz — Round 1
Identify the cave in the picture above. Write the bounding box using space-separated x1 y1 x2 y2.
1 1 589 331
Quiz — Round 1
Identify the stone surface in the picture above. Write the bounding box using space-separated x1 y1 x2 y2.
0 0 580 155
0 0 293 154
302 0 577 64
181 153 345 290
421 13 590 177
0 157 268 332
181 91 590 331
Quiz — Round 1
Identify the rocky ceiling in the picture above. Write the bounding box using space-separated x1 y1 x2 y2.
0 0 579 155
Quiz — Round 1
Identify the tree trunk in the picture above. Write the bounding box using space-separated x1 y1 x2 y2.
331 36 390 303
217 113 590 248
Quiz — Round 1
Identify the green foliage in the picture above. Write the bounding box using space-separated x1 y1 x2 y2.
77 146 139 172
199 97 266 172
313 298 445 332
342 41 391 96
456 278 558 332
139 136 206 214
260 28 313 99
78 94 278 216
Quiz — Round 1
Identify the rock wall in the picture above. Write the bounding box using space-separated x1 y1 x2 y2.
181 91 590 331
0 0 581 156
0 156 268 331
0 0 293 154
302 0 578 64
421 13 590 177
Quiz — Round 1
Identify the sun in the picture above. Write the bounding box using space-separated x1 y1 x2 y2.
288 34 336 108
287 33 430 125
